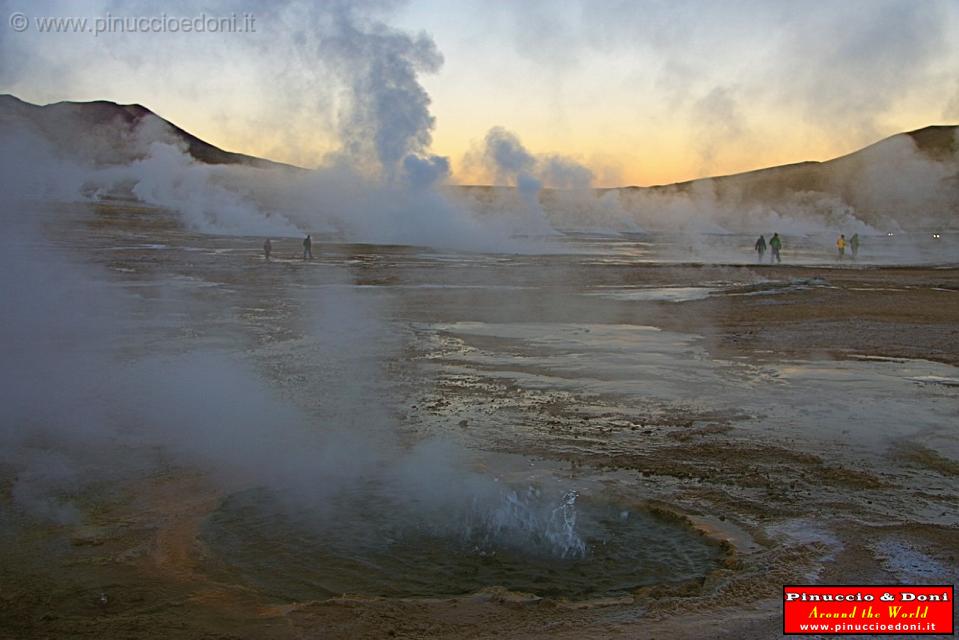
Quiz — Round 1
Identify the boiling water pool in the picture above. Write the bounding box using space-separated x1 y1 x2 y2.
201 487 724 600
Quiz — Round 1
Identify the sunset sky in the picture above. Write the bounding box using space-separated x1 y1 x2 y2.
2 0 958 186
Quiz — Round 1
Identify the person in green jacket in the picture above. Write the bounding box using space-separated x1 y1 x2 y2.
769 233 782 263
850 233 860 259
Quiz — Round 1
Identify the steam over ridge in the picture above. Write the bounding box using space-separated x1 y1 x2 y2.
2 93 955 240
0 0 955 242
308 2 451 186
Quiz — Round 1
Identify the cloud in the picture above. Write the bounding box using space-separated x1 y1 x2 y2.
769 0 950 140
310 1 446 177
539 155 594 190
945 82 959 121
690 85 747 175
473 126 593 191
0 0 452 175
2 0 956 190
454 0 958 179
483 126 536 180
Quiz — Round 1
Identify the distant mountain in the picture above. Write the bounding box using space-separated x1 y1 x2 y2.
619 124 958 229
0 94 297 170
2 94 955 229
460 125 958 230
627 124 957 200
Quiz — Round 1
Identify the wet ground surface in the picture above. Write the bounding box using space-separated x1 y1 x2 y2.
1 201 958 638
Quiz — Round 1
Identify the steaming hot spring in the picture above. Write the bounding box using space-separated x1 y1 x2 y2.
200 483 726 599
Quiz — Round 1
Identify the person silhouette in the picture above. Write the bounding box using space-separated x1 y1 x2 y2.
769 233 782 263
755 235 767 262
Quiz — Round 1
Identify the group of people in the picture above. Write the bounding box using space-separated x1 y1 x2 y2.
753 233 783 263
267 232 862 264
260 235 314 262
753 232 861 263
836 233 860 260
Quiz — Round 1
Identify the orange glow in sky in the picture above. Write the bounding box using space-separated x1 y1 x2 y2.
3 1 957 187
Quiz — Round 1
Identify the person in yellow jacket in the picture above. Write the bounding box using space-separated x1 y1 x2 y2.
836 234 846 261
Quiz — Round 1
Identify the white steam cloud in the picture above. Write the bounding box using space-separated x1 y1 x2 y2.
0 127 582 554
310 1 451 187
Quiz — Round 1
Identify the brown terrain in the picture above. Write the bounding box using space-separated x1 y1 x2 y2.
0 99 957 639
0 200 956 639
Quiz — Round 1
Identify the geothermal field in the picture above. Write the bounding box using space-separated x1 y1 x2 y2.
2 193 957 639
2 2 959 639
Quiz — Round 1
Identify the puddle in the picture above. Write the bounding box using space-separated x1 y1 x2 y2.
101 243 170 250
722 277 833 297
906 375 959 387
871 539 957 582
585 286 715 302
429 322 959 455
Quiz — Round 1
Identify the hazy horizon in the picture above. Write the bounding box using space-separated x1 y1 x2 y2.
10 91 958 192
2 0 958 187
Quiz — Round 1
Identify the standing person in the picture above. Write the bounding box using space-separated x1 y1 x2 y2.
769 233 782 263
263 238 272 262
755 235 767 262
850 233 860 260
836 234 846 261
302 234 313 260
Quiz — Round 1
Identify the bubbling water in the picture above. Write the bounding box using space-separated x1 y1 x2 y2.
201 485 723 599
464 488 587 560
